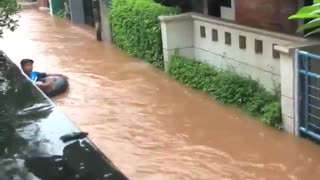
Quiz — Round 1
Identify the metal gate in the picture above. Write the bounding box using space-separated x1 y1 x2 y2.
83 0 94 27
298 51 320 141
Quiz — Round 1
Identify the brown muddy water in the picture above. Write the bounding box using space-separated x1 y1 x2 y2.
1 10 320 180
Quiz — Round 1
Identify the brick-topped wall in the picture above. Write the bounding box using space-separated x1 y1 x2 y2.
235 0 299 34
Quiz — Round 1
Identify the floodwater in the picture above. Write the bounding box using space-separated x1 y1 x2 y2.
0 59 127 179
1 10 320 180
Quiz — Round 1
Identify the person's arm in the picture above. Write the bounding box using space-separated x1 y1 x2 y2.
37 72 47 80
35 80 53 92
47 73 68 79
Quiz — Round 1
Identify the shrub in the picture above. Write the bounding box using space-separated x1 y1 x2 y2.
169 55 282 128
246 90 275 116
262 102 282 129
169 56 218 91
109 0 179 69
211 72 259 105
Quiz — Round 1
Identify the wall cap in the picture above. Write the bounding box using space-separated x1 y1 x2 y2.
159 12 315 43
275 41 320 55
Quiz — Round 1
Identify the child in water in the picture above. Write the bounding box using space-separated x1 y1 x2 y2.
20 59 68 94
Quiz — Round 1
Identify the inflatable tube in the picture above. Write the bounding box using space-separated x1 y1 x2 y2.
46 76 69 97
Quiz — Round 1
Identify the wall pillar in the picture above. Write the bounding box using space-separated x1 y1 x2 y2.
276 46 297 134
159 14 194 72
99 0 112 42
276 43 320 135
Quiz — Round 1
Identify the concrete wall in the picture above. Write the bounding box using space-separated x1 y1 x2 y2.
235 0 299 34
160 12 306 91
160 15 194 72
159 13 320 134
276 46 296 134
99 0 112 42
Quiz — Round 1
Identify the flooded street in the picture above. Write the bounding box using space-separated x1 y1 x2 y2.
2 10 320 180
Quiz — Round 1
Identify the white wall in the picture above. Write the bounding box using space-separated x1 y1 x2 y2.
160 15 194 72
160 12 306 91
100 0 112 42
220 0 235 20
193 19 284 90
49 0 53 15
159 12 320 135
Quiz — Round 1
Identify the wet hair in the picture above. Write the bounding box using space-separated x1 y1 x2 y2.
20 59 34 67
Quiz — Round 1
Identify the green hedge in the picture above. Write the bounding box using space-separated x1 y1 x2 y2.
169 56 282 129
109 0 179 69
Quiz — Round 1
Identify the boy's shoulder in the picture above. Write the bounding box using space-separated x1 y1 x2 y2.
33 71 47 78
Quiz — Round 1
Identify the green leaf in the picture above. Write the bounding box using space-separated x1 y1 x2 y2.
297 17 320 31
305 27 320 36
295 3 320 15
289 13 320 20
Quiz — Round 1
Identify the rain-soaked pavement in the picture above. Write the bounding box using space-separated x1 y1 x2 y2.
1 9 320 180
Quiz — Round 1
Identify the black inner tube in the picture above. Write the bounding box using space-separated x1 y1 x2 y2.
46 76 69 97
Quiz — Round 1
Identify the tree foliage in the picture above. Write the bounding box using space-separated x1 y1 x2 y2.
289 0 320 36
0 0 19 38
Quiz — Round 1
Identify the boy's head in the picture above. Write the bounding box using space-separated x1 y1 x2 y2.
20 59 34 75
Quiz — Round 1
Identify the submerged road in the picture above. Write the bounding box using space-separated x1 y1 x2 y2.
1 10 320 180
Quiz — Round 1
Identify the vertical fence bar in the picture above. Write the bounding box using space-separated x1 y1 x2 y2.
305 54 310 131
296 50 301 135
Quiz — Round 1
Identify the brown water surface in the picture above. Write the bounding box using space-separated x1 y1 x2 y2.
1 10 320 180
